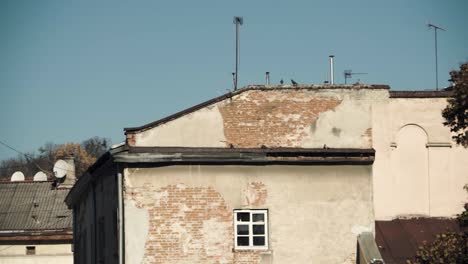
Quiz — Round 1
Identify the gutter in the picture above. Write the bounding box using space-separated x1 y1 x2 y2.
114 147 375 165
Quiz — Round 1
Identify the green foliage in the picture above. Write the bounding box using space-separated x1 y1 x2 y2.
407 232 468 264
442 63 468 147
457 185 468 228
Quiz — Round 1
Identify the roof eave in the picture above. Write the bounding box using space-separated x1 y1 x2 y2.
115 147 375 165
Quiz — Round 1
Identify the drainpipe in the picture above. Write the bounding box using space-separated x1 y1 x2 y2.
117 169 124 264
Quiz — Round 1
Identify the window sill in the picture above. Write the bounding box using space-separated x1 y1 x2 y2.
232 248 272 254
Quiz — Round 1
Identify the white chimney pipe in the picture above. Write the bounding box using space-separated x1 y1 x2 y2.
329 55 335 85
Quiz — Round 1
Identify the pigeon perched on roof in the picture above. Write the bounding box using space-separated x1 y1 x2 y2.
280 79 284 85
291 79 298 86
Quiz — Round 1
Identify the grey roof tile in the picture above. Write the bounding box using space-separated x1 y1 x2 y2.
0 181 71 231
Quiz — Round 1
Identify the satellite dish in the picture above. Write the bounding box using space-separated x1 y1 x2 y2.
33 171 48 181
53 160 69 179
11 171 25 181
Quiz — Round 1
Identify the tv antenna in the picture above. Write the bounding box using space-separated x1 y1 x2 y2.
427 23 446 90
233 16 243 90
344 70 368 84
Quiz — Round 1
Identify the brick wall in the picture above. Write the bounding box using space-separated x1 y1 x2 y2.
218 90 342 148
126 182 267 264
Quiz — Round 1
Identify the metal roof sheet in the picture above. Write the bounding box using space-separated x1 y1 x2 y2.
376 218 461 264
0 181 71 231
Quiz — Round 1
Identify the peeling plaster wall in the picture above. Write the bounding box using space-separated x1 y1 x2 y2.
125 200 149 264
132 88 387 148
134 106 226 147
373 97 468 220
124 165 373 264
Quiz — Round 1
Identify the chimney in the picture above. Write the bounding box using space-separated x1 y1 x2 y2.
62 154 76 187
329 55 335 85
265 72 270 85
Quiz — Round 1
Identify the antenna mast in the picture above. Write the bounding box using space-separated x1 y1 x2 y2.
427 23 446 90
344 70 368 84
233 16 243 90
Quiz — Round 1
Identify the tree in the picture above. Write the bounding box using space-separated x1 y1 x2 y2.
54 143 98 177
0 137 111 180
82 137 111 158
442 63 468 147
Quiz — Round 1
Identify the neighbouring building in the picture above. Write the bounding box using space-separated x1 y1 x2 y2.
0 181 73 264
0 157 76 264
65 84 468 264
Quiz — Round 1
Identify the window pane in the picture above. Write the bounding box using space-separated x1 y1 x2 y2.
253 225 264 235
237 225 249 235
237 236 249 246
253 236 265 246
236 212 250 222
252 213 264 222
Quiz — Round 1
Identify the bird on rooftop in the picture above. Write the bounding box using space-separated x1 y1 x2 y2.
291 79 298 86
280 79 284 85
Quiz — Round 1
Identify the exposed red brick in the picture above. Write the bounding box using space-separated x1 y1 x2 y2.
218 90 342 148
244 182 267 206
126 133 136 146
234 250 262 263
127 183 262 264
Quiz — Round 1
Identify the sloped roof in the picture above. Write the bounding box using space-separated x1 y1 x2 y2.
375 218 461 264
124 84 390 133
0 181 71 232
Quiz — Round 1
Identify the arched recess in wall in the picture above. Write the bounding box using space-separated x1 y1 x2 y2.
391 124 429 216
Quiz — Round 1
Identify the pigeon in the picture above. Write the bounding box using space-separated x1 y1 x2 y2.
280 79 284 85
291 79 298 86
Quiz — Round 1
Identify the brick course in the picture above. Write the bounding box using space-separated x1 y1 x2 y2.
218 90 341 148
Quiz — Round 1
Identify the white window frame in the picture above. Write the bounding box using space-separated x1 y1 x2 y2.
233 209 268 250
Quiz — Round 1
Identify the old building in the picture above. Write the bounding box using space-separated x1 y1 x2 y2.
65 84 468 264
0 157 76 264
0 181 73 264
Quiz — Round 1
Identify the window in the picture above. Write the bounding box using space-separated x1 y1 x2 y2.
26 246 36 255
234 209 268 250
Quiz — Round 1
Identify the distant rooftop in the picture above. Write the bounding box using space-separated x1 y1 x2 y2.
0 181 71 233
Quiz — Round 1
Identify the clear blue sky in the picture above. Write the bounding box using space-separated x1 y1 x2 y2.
0 0 467 161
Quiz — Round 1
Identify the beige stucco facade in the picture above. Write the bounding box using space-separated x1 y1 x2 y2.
0 244 72 264
373 97 468 220
131 87 387 149
124 165 374 264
